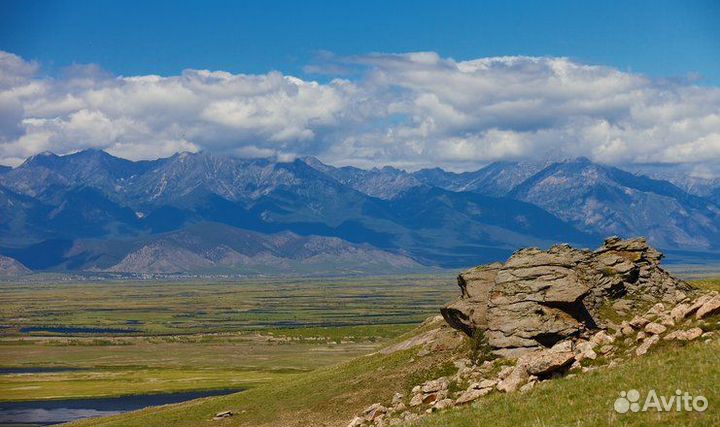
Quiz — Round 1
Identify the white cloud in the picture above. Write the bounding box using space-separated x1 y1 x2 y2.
1 50 719 171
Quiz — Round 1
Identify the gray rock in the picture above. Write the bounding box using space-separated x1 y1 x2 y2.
433 398 454 410
391 393 403 405
670 303 690 322
520 349 575 376
441 237 692 356
644 322 667 335
362 403 387 422
455 387 490 405
496 365 530 393
575 340 597 361
696 294 720 319
421 377 448 393
636 334 660 356
409 394 423 407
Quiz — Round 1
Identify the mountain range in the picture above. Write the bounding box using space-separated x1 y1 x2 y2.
1 149 719 275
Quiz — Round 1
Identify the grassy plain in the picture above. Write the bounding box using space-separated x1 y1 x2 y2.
66 320 720 427
0 275 453 335
0 275 455 401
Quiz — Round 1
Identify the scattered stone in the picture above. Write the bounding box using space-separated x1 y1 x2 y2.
575 341 597 361
685 293 717 318
696 294 720 319
629 316 650 329
455 387 491 405
391 393 403 405
674 291 688 303
670 303 690 323
362 403 387 422
497 366 514 380
519 380 536 393
590 331 615 346
521 349 575 376
213 411 233 420
550 340 574 353
433 399 454 410
409 394 423 407
646 303 666 317
347 416 364 427
682 327 704 341
421 378 449 393
636 334 660 356
496 365 530 393
644 322 667 335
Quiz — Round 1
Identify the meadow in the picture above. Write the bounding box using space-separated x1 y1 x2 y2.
0 275 456 401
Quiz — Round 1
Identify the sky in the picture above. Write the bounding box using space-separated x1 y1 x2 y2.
0 0 719 170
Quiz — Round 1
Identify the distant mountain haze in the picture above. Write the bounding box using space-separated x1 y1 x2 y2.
1 150 719 274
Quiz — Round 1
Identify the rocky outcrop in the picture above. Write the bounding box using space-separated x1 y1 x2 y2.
441 237 692 357
349 280 718 427
349 240 717 427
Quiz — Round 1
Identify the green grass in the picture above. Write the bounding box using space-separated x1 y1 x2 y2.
0 275 456 335
66 324 720 427
0 331 387 401
0 275 454 402
2 275 719 426
67 322 464 427
416 339 720 427
693 278 720 293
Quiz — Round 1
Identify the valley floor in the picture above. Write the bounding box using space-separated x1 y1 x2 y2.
0 275 453 403
0 276 718 427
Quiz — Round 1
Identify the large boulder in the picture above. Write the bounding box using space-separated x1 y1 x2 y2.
441 237 692 357
441 263 501 336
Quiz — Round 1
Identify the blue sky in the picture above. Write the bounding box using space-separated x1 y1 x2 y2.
1 0 719 82
0 1 719 170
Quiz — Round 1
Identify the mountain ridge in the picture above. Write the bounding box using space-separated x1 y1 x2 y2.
1 149 718 273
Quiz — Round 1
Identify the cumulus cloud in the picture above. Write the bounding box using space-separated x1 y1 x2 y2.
1 50 719 171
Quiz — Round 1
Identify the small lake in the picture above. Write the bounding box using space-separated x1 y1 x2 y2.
0 389 243 425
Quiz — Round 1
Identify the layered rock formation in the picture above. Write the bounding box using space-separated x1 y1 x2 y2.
348 238 719 427
441 237 692 357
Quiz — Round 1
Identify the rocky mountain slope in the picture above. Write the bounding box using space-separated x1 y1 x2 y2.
0 255 31 275
508 158 720 250
1 150 719 273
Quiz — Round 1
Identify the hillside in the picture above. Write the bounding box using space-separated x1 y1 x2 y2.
67 239 720 427
0 255 31 275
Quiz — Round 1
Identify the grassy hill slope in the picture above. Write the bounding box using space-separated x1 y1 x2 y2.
68 318 467 427
67 316 720 427
418 339 719 427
